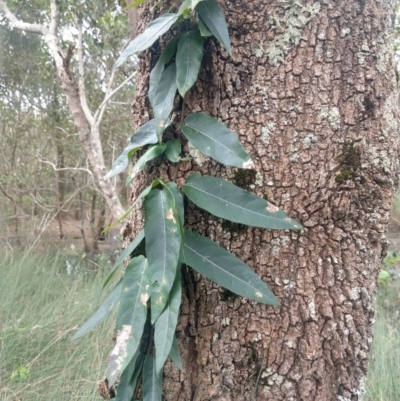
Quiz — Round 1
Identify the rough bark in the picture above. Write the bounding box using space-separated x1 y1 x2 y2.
125 0 399 400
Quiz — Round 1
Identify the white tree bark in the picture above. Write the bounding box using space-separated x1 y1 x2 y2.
0 0 126 220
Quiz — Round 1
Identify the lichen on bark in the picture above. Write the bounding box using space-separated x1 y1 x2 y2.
120 0 400 400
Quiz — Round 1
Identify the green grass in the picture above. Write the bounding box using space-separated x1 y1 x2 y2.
1 249 400 400
365 278 400 401
0 251 116 401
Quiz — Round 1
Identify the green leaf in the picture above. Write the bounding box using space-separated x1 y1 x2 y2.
176 31 204 97
115 352 145 401
149 38 178 109
71 280 122 341
153 63 178 139
178 0 192 16
165 139 181 163
107 183 154 232
130 119 158 148
196 0 231 55
181 229 279 305
105 120 157 180
168 335 183 370
107 257 150 387
154 268 181 374
145 188 181 323
126 144 167 186
182 174 303 230
163 182 184 229
101 230 145 291
114 13 179 69
143 355 162 401
181 113 251 168
198 18 212 37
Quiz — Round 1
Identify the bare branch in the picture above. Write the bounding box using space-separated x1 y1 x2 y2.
0 0 46 35
93 70 136 124
39 159 93 175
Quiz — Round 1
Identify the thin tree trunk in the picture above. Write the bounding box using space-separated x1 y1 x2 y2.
123 1 399 400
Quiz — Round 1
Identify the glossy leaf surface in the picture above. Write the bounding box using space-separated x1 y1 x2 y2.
196 0 231 55
145 189 181 323
181 113 251 168
153 63 178 138
154 268 181 374
105 120 157 179
126 143 166 186
102 230 145 290
176 31 204 97
107 257 149 386
181 230 279 305
165 139 181 163
115 351 145 401
114 13 179 69
149 38 178 108
71 280 122 341
143 355 162 401
182 174 303 230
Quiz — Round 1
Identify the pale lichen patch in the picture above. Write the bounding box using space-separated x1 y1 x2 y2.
256 0 321 65
140 293 149 305
166 208 176 224
243 159 255 169
188 142 210 166
108 325 132 381
267 203 279 213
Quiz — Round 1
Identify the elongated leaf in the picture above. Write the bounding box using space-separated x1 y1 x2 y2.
181 229 279 305
107 257 150 386
149 38 178 108
196 0 231 55
163 182 184 229
107 183 154 232
114 13 179 69
154 268 181 374
71 280 122 341
115 352 145 401
176 31 204 97
198 18 212 37
102 230 145 291
143 355 162 401
105 120 157 180
182 174 303 230
181 113 251 168
153 63 178 139
165 139 181 163
130 119 158 148
145 188 181 323
126 144 167 186
168 335 183 370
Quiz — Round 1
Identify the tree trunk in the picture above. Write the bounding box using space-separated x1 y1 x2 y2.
125 1 399 400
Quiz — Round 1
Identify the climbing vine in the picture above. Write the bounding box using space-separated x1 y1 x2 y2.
73 0 303 399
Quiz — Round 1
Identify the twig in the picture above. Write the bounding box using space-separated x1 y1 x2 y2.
93 71 136 123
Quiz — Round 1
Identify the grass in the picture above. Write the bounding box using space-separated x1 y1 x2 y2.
1 248 400 400
365 277 400 401
0 250 116 401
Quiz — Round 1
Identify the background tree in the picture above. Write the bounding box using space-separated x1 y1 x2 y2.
0 0 135 248
0 0 136 221
117 0 400 400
